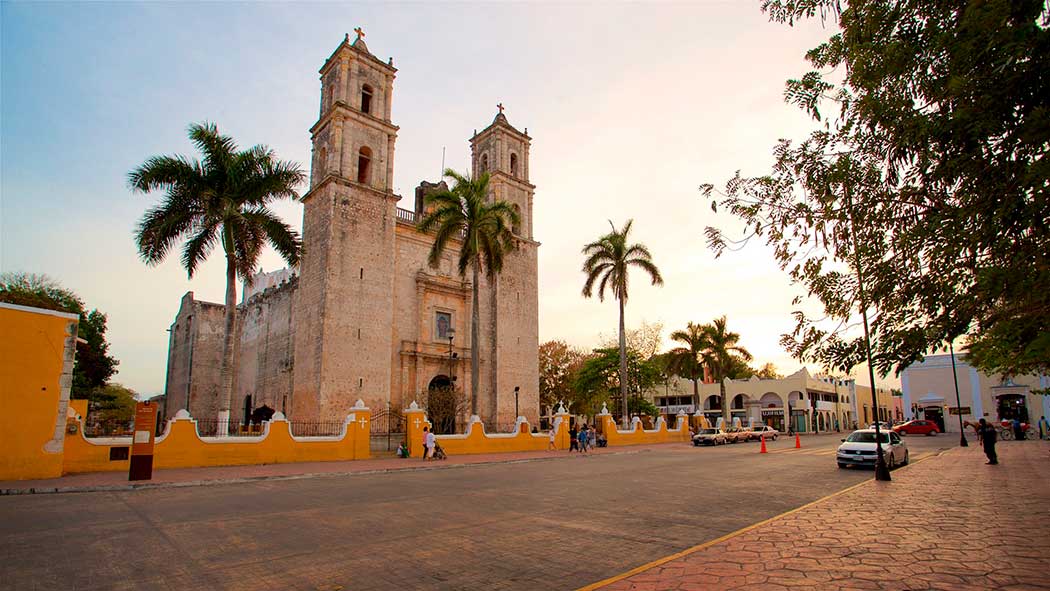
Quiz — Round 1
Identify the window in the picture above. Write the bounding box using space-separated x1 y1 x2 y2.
327 86 335 110
512 204 522 235
510 153 518 176
480 153 489 173
435 312 452 340
361 84 373 114
318 147 327 177
357 146 372 184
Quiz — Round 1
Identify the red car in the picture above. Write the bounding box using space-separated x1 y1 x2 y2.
893 420 940 436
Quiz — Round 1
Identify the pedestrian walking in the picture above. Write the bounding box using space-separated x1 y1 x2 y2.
579 425 589 453
424 426 436 460
569 425 579 452
1039 415 1050 440
1012 417 1024 441
547 427 557 451
976 418 998 465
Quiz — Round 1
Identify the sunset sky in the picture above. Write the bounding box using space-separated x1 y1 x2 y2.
1 2 901 396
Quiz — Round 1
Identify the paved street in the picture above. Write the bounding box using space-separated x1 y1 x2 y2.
1 434 952 591
593 439 1050 591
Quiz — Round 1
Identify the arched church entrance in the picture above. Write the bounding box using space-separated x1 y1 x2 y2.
427 375 459 434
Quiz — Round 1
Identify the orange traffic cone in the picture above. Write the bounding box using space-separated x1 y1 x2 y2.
795 433 801 448
760 435 768 453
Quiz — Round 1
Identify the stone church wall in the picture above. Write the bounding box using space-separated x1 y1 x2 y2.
164 293 226 422
233 276 297 422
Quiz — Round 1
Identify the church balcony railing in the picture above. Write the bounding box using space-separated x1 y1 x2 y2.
396 207 417 224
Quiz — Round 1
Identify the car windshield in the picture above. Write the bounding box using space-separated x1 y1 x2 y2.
846 432 890 443
699 429 718 434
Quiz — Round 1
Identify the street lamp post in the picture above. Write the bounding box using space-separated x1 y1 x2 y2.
949 341 968 447
447 327 456 385
514 386 520 419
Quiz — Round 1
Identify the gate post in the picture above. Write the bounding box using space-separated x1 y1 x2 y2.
405 401 430 458
554 404 571 450
349 399 371 460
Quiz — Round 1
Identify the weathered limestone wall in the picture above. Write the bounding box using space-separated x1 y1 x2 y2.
234 277 297 420
164 293 225 422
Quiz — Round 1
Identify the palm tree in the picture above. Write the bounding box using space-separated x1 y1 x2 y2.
667 322 709 412
581 220 664 427
130 122 304 429
702 316 752 428
417 168 519 418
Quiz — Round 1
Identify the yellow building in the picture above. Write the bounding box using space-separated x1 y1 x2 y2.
650 368 896 433
902 353 1049 433
0 303 79 481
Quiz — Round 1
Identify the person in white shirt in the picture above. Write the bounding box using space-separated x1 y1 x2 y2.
547 427 557 451
424 427 436 460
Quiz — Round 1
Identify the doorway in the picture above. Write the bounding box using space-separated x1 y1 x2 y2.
427 375 459 434
997 395 1029 423
923 406 945 432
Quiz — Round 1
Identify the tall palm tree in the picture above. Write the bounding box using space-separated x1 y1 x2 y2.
667 322 709 412
702 316 752 428
130 122 304 428
417 168 519 418
581 220 664 427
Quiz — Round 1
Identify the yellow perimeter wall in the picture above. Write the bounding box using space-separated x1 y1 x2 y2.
0 304 79 481
61 409 372 474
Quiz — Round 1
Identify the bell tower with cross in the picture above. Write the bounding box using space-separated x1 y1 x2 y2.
469 106 540 425
292 30 401 420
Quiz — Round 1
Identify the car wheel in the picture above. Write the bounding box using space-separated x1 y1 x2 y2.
926 430 935 436
838 463 847 469
887 455 896 470
902 451 910 466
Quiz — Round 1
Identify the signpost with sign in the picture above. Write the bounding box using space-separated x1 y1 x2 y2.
949 407 972 416
129 401 158 481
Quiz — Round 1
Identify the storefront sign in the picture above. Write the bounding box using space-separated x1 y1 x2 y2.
129 401 157 481
949 406 971 416
761 409 784 416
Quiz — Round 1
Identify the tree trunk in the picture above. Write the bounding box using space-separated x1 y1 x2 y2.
720 372 730 429
218 230 238 435
471 261 481 418
692 378 699 412
618 297 629 429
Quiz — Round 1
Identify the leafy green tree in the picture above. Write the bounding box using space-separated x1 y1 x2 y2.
581 220 664 427
666 322 709 410
417 168 519 417
90 383 138 424
705 1 1050 378
754 362 782 380
700 316 752 427
129 122 304 425
0 272 118 398
628 396 660 419
539 340 586 413
570 347 663 418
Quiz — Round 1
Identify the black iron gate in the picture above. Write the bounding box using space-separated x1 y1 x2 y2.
370 408 406 452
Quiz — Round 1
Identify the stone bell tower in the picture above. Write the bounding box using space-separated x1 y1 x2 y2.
470 106 540 424
292 30 400 420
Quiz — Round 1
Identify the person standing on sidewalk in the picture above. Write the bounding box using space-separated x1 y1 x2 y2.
977 419 998 465
547 427 557 451
424 427 436 460
1039 415 1050 440
569 424 579 453
579 425 590 453
1012 417 1024 441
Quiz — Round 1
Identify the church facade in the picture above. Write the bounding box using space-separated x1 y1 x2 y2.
163 33 540 428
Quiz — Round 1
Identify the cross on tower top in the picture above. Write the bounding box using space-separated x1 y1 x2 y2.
354 27 365 40
497 102 505 114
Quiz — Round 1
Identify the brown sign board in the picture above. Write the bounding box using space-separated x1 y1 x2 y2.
949 406 972 416
129 401 157 481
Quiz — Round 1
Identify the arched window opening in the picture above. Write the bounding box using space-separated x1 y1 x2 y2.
510 153 518 176
361 84 374 114
512 204 522 235
480 153 489 173
327 86 335 110
318 147 327 177
357 146 372 185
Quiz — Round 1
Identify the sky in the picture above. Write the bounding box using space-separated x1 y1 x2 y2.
1 1 900 396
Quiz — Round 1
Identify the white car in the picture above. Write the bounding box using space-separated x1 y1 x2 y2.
692 428 728 446
837 429 909 469
749 425 779 441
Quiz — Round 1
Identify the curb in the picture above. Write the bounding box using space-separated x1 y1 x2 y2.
1 448 648 496
577 446 954 590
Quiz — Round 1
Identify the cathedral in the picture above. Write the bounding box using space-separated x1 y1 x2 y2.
163 32 540 428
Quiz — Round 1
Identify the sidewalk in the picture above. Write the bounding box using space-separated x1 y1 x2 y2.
0 442 661 495
585 440 1050 591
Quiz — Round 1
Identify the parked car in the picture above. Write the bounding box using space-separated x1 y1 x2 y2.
893 420 940 436
749 425 780 441
724 426 749 443
837 429 909 470
693 428 728 446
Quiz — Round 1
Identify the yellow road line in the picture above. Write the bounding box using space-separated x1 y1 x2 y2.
575 451 944 591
